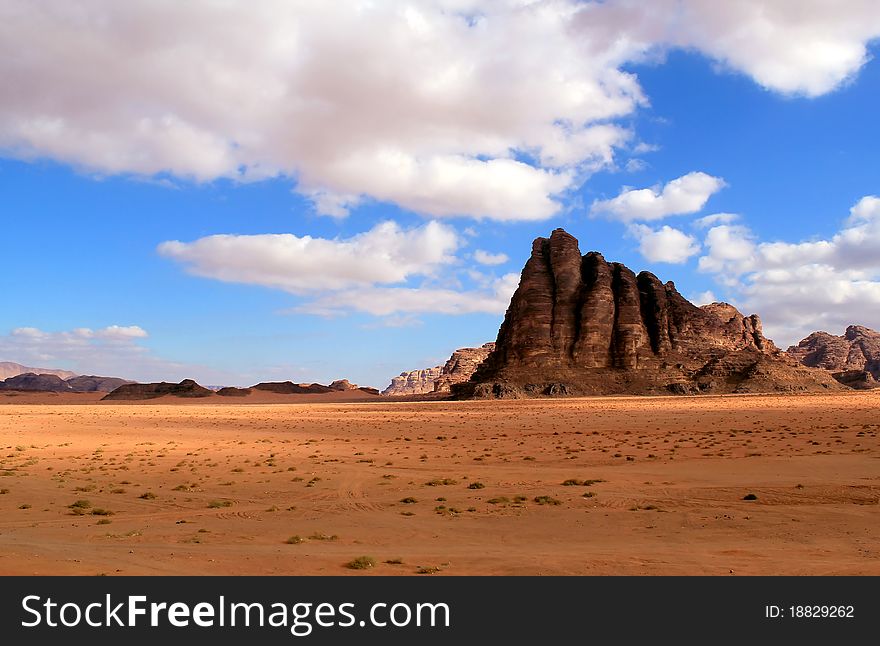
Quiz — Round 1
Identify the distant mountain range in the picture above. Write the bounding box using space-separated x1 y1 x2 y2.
0 371 133 393
0 361 77 380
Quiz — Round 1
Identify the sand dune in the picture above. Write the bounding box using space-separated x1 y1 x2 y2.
0 392 877 575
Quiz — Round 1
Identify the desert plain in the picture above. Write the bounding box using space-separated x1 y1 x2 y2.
0 391 877 576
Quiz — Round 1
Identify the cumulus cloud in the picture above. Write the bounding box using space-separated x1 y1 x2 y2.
697 196 880 345
473 249 509 266
159 221 460 292
0 1 642 221
3 2 878 220
694 212 740 229
592 172 726 221
294 273 520 317
161 219 521 317
577 0 880 97
629 224 700 263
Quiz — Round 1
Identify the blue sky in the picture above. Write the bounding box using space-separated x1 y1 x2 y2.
2 2 879 387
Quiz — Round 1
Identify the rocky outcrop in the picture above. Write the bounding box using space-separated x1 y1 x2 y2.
382 367 443 396
66 375 134 393
460 228 841 397
251 381 334 394
102 379 213 400
787 325 880 389
383 343 496 396
0 362 77 381
0 372 133 393
329 379 357 391
0 373 72 392
216 387 252 397
433 343 495 393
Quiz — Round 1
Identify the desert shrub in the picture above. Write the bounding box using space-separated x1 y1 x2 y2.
347 556 376 570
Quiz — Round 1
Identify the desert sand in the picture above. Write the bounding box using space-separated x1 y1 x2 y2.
0 392 877 576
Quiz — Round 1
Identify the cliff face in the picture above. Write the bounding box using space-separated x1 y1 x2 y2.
787 325 880 389
462 228 841 397
382 367 443 396
383 343 496 396
433 343 495 393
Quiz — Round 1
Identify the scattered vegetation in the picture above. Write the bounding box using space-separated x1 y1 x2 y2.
562 478 605 487
285 535 304 545
533 496 562 506
138 492 157 500
425 478 457 486
207 500 233 508
347 556 376 570
399 497 417 504
743 493 758 501
467 482 485 489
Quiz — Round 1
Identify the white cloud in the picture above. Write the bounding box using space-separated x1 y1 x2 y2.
159 220 460 292
848 195 880 223
694 212 740 229
691 290 717 306
473 249 509 266
579 0 880 97
162 219 522 318
592 171 726 221
629 224 700 264
624 158 648 173
295 273 520 317
4 2 878 221
0 1 642 222
697 196 880 345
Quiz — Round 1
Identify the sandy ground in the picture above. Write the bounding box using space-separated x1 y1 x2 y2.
0 392 877 576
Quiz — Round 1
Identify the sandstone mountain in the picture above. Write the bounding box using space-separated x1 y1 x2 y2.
0 361 76 380
382 366 443 396
459 228 841 397
0 373 72 392
787 325 880 389
216 386 252 397
382 343 496 396
0 372 133 393
433 343 495 393
102 379 214 400
329 379 357 391
252 381 334 395
66 375 134 393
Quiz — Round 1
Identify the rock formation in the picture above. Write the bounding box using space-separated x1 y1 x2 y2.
251 381 334 395
0 373 133 393
216 387 252 397
66 375 134 393
0 362 77 380
0 373 72 392
102 379 213 400
787 325 880 389
382 343 496 396
460 228 841 397
433 343 495 393
382 367 443 396
329 379 357 391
